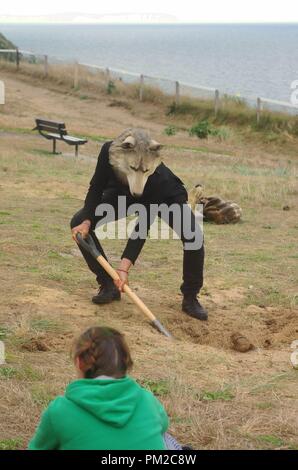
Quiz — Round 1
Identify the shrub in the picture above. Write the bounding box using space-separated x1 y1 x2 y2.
106 80 116 95
189 120 213 139
189 120 230 140
164 125 177 136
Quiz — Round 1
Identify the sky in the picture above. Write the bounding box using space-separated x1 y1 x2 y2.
0 0 298 23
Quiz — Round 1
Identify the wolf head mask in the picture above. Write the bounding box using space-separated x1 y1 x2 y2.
109 128 162 197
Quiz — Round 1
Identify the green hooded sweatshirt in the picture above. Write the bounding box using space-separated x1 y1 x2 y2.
28 376 168 450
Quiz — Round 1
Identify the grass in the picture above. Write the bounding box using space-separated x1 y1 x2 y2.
0 326 9 340
0 366 17 379
140 379 171 397
30 318 64 333
0 438 23 450
256 402 274 410
1 58 298 144
256 435 284 447
164 125 177 136
167 99 298 139
0 71 297 450
199 389 235 402
30 386 55 408
0 364 43 381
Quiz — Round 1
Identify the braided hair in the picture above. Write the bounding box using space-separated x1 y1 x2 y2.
73 327 133 379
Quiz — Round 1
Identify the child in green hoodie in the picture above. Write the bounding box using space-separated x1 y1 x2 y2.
29 326 173 450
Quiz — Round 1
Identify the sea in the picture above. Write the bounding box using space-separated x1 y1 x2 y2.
0 23 298 104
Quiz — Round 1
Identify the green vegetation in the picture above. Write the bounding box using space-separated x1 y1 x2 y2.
0 326 9 339
31 386 55 407
0 71 297 450
0 32 16 62
0 32 16 50
189 120 216 139
0 366 17 379
256 402 274 410
199 388 235 402
188 119 230 140
164 125 177 136
30 318 64 333
0 438 23 450
256 435 284 447
167 99 298 140
1 53 298 142
107 80 116 95
140 379 170 397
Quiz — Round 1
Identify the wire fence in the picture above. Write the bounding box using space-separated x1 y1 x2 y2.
1 48 298 120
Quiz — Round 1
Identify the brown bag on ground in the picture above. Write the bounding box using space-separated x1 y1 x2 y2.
188 184 242 224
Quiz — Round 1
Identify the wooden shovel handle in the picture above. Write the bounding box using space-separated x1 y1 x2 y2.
96 255 156 323
75 234 172 337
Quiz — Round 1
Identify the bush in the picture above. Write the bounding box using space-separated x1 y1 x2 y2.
189 120 230 140
189 120 213 139
164 125 177 136
106 80 116 95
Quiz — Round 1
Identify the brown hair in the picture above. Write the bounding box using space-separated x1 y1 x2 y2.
72 326 133 379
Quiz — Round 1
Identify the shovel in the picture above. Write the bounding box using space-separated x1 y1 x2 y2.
76 233 172 339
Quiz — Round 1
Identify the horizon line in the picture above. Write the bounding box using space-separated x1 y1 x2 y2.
1 21 298 25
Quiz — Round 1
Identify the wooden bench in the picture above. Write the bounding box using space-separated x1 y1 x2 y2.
33 118 88 157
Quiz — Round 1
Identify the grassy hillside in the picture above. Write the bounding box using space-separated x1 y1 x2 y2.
0 32 16 63
0 32 16 49
0 72 297 450
1 56 298 146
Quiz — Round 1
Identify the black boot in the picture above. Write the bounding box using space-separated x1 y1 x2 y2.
92 282 121 305
182 295 208 321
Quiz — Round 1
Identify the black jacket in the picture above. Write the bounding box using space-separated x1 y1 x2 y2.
81 142 188 263
81 141 187 221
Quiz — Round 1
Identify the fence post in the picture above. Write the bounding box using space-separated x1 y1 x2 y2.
74 61 79 88
105 67 110 88
256 97 262 124
16 48 20 70
44 55 48 77
139 74 144 101
175 81 180 105
214 89 220 116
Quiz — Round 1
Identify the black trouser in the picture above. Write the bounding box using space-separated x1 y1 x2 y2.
70 190 204 297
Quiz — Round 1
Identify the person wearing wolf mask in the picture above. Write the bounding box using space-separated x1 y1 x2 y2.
71 128 207 321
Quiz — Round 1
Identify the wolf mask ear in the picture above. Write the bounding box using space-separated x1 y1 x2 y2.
121 135 136 149
149 140 162 151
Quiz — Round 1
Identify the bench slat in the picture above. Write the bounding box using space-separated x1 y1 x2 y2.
36 118 65 128
62 135 87 144
38 125 67 135
45 133 64 139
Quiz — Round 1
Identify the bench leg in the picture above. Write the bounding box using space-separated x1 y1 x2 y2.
75 145 78 157
52 139 56 154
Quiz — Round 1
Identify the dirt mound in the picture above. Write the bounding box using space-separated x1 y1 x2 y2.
230 332 254 352
148 287 298 351
21 336 50 352
4 282 297 353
